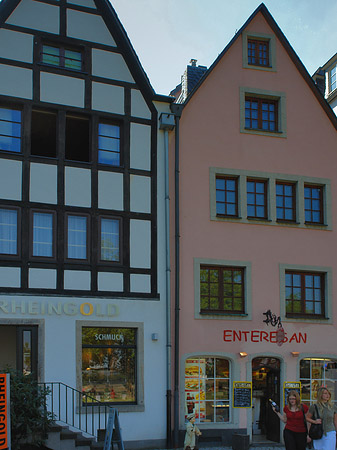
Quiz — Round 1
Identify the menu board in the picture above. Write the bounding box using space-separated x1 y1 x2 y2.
233 381 252 408
283 381 301 406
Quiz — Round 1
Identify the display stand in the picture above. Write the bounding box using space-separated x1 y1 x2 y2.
103 408 124 450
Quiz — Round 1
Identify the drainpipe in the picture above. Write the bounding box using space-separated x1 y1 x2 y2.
170 103 183 448
159 112 175 448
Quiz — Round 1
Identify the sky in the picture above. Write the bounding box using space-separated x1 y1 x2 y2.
111 0 337 96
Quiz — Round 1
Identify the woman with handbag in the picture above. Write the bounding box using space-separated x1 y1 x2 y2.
306 387 337 450
271 390 309 450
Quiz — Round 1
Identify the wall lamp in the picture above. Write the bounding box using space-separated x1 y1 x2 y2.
291 352 300 357
239 352 248 358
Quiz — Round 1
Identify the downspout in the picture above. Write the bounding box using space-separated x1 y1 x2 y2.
159 113 176 448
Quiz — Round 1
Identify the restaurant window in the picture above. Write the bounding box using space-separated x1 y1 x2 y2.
248 39 269 67
304 185 324 224
300 358 337 406
31 210 55 258
99 216 120 262
285 271 325 317
41 43 83 71
216 176 238 217
98 122 121 166
0 207 19 255
66 214 88 260
185 357 230 423
247 179 268 219
82 327 136 404
200 265 244 314
276 182 296 222
0 107 21 153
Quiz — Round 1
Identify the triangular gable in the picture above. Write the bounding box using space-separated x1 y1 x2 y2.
183 3 337 130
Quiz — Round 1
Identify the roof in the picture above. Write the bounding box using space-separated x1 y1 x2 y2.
182 3 337 131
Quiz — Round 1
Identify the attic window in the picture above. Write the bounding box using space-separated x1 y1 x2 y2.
41 44 83 71
248 39 269 67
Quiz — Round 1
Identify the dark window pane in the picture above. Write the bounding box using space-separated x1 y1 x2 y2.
31 110 57 157
65 115 90 162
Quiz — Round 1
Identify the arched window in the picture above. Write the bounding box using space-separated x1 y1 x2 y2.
185 357 230 423
300 358 337 406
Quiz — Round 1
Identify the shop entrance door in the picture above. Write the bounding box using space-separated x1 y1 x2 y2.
252 357 280 443
0 325 38 377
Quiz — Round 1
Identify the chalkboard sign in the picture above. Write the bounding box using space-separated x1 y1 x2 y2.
233 381 252 408
283 381 301 407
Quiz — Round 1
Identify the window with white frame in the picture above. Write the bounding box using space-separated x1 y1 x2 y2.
0 207 18 255
99 217 120 262
31 211 55 258
66 214 88 260
329 64 336 94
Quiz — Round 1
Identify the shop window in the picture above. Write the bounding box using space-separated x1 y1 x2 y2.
0 106 21 153
99 216 120 262
31 110 57 157
82 327 136 404
248 38 269 67
300 358 337 406
216 176 238 217
304 185 324 224
276 182 296 222
66 214 88 260
200 265 244 314
185 357 230 423
65 114 90 162
0 207 19 255
98 122 121 166
31 210 55 258
41 43 83 71
285 271 325 317
247 179 268 219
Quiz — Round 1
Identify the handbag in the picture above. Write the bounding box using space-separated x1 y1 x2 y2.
308 405 323 440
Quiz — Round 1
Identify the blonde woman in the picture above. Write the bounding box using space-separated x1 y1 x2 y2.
306 387 337 450
272 390 309 450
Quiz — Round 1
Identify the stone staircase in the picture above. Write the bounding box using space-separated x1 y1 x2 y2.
44 423 105 450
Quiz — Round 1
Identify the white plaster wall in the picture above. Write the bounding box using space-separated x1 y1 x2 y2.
130 274 151 293
67 0 96 8
130 219 151 268
97 272 123 291
64 270 91 290
130 175 151 213
0 64 32 99
0 29 33 63
92 82 124 115
0 267 20 287
131 89 151 119
98 171 123 211
29 269 57 289
40 73 84 108
67 10 116 46
92 49 134 83
0 159 22 201
6 0 59 33
30 163 57 204
130 123 151 171
65 167 91 207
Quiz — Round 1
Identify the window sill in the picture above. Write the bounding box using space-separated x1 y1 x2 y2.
247 217 271 222
245 127 282 134
216 214 241 220
304 222 327 227
285 314 328 320
200 311 247 317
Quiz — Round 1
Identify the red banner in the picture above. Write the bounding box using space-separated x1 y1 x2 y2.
0 374 10 450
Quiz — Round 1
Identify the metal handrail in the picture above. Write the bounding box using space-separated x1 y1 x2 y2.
39 382 112 439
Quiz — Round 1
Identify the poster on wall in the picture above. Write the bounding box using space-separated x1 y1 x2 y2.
233 381 252 408
185 359 206 420
283 381 301 406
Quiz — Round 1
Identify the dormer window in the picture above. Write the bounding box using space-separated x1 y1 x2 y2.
41 43 83 71
329 64 336 94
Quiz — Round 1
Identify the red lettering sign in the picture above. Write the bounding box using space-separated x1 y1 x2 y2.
222 329 307 344
0 374 9 450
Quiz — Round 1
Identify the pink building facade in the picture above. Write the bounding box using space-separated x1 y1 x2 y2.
170 4 337 447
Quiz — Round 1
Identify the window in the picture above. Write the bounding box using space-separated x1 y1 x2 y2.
330 64 336 94
276 182 296 222
0 208 18 255
41 44 82 71
82 327 136 404
0 107 21 153
32 211 55 258
215 176 238 217
98 122 121 166
300 358 337 406
185 357 230 423
31 110 57 157
65 114 90 162
247 179 267 219
285 271 324 317
66 214 88 260
200 265 244 314
248 39 269 66
99 217 120 262
245 97 277 132
304 185 323 224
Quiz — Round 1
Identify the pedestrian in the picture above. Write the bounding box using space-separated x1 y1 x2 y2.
271 390 309 450
306 386 337 450
184 413 202 450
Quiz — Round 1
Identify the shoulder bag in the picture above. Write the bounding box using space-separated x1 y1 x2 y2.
308 404 323 440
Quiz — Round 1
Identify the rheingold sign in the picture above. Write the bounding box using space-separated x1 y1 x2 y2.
0 374 10 450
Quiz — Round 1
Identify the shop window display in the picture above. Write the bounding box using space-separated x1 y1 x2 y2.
185 357 230 423
82 327 136 404
300 358 337 407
